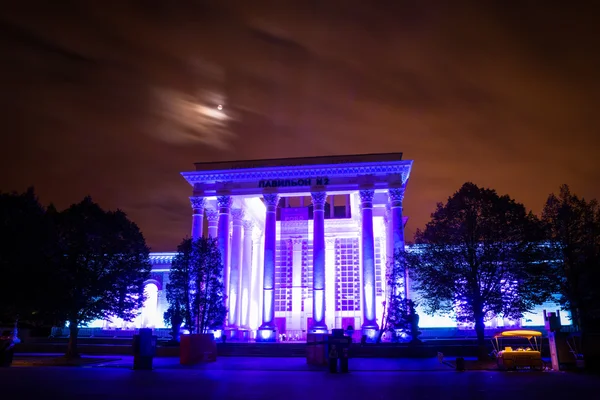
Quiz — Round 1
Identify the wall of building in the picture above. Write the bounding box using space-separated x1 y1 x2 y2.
88 206 570 335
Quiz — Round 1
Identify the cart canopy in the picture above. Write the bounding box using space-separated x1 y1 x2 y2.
494 330 543 339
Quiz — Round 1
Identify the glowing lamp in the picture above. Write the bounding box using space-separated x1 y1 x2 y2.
260 330 272 340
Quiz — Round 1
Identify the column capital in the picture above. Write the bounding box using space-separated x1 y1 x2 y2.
190 196 206 211
388 187 405 207
383 208 390 225
205 208 219 222
231 208 245 223
311 191 327 210
217 195 233 209
291 236 304 248
359 189 375 208
263 193 280 209
325 237 336 248
243 219 254 231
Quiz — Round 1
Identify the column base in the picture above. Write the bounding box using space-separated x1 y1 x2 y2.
361 326 379 343
308 323 329 334
235 328 250 342
256 327 277 342
224 328 251 341
224 327 239 341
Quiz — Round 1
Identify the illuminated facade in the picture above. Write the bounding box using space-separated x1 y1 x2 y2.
117 153 407 341
95 153 569 339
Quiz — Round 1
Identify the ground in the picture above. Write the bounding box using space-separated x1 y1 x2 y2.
2 356 598 400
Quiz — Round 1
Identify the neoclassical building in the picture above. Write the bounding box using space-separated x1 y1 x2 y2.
94 153 567 340
116 153 409 341
180 153 411 341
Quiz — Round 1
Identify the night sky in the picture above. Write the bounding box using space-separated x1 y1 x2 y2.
1 2 598 251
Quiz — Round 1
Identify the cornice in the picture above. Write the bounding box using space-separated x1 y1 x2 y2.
181 160 412 185
149 252 177 265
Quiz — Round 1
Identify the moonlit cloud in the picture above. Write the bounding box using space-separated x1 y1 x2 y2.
0 1 598 250
151 87 234 149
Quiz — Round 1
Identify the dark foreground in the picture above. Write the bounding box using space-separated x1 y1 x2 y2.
2 357 599 400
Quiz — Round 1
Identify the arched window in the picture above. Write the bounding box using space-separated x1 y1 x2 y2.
141 283 159 328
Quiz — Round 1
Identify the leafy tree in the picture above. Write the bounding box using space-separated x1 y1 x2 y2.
163 301 184 343
51 197 151 358
405 183 554 357
383 254 421 343
542 185 600 332
164 239 194 333
164 237 227 336
0 188 56 328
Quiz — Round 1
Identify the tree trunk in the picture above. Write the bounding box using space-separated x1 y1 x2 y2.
376 304 387 343
410 313 421 344
201 280 210 334
572 306 583 332
66 320 80 359
474 312 487 360
171 315 182 343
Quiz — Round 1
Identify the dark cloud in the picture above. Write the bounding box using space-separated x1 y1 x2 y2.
1 1 598 250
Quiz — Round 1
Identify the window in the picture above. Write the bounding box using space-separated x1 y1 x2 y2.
275 240 292 312
335 238 361 311
301 239 313 312
375 237 383 296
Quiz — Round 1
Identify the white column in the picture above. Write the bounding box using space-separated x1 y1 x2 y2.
227 208 244 330
310 191 327 332
190 197 205 239
376 218 388 330
249 228 263 332
217 196 232 310
290 237 304 331
325 237 337 330
258 229 265 331
240 220 253 330
359 189 378 331
206 208 219 238
258 193 279 341
388 187 408 298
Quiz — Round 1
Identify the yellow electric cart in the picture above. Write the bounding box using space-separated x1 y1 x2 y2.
492 330 544 370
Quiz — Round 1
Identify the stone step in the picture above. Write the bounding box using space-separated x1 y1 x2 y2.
16 339 553 358
218 343 307 357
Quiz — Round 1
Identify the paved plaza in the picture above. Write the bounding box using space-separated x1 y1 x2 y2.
2 355 599 400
